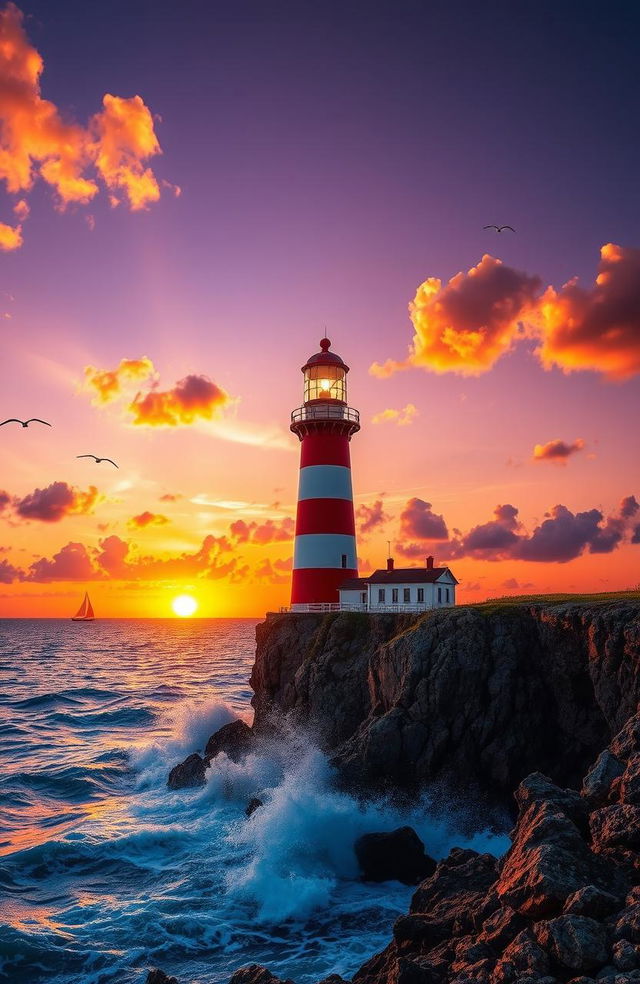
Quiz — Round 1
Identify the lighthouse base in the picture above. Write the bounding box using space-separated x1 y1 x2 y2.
290 567 357 607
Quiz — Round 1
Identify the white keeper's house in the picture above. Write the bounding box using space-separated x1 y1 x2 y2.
338 555 458 613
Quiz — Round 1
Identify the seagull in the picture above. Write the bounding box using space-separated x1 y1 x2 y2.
1 417 51 428
77 454 119 468
483 224 516 233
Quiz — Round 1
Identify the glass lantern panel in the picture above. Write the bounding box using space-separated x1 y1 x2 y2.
304 364 346 402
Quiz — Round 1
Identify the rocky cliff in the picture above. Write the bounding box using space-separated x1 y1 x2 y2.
251 601 640 803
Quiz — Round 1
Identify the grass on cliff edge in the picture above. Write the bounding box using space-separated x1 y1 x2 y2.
465 589 640 614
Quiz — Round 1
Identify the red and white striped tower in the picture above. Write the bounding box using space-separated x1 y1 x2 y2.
290 338 360 608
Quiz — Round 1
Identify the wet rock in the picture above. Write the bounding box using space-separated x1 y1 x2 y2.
245 797 263 817
147 971 179 984
316 976 349 984
167 752 206 789
533 915 608 973
563 886 622 920
355 827 436 885
229 965 294 984
205 719 256 763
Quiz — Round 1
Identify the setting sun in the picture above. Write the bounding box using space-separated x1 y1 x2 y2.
172 594 198 618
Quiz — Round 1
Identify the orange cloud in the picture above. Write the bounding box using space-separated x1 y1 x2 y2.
356 499 391 537
371 255 541 378
372 244 640 381
84 356 155 405
537 244 640 380
533 438 586 464
230 517 294 544
0 3 165 246
371 403 418 426
14 481 100 522
127 511 169 528
0 219 22 250
129 374 231 427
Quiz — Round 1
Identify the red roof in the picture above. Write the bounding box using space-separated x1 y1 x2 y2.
341 567 458 588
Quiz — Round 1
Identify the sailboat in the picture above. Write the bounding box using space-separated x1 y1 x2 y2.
71 591 95 622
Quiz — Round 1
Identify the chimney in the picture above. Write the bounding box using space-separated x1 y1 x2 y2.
387 557 394 571
426 555 434 570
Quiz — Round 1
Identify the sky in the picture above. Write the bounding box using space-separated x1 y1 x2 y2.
1 0 639 617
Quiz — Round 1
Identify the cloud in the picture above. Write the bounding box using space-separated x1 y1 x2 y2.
159 492 182 502
538 244 640 380
129 374 231 427
127 511 169 528
397 495 639 564
0 219 22 250
372 244 640 381
356 499 391 536
371 255 541 378
0 490 11 512
533 438 586 464
254 558 289 584
84 356 155 404
371 404 418 426
0 2 164 247
29 542 98 582
399 498 449 541
14 481 100 522
0 557 22 583
501 578 535 590
230 517 294 544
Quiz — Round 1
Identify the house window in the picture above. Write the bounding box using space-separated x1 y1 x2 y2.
341 554 347 569
438 587 442 603
361 592 367 604
445 588 450 602
417 588 424 603
392 588 398 603
403 588 411 603
378 588 385 603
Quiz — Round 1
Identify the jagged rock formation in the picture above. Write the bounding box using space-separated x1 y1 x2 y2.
251 602 640 800
227 710 640 984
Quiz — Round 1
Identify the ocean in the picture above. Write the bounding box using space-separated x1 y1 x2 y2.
0 618 509 984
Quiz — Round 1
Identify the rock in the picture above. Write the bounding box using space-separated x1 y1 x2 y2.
355 827 436 885
612 904 640 944
147 972 179 984
479 905 526 950
316 976 349 984
245 797 263 817
167 752 206 789
563 886 622 919
612 940 639 972
498 800 599 918
582 751 625 805
491 929 551 983
620 760 640 805
534 915 608 972
410 849 499 937
251 603 640 799
205 720 255 763
589 805 640 851
228 966 294 984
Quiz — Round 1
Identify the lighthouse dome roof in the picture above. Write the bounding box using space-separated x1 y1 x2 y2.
302 337 349 372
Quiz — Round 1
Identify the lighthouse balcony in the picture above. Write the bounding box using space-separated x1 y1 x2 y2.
291 404 360 425
290 403 360 438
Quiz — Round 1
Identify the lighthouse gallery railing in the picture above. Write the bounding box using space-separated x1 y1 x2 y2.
291 405 360 425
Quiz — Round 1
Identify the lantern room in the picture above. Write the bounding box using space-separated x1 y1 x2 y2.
302 338 348 404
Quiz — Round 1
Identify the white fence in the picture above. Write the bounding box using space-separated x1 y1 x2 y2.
277 603 442 614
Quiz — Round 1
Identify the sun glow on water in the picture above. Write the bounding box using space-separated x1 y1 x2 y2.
171 594 198 617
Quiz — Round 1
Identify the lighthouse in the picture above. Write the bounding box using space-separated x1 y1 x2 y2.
290 338 360 608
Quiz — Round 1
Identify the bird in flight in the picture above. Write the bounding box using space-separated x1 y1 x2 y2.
483 224 516 233
1 417 51 428
77 454 119 468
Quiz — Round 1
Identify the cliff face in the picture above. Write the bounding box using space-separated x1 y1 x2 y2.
251 602 640 801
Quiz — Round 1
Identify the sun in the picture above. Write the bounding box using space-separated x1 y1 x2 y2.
172 594 198 618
